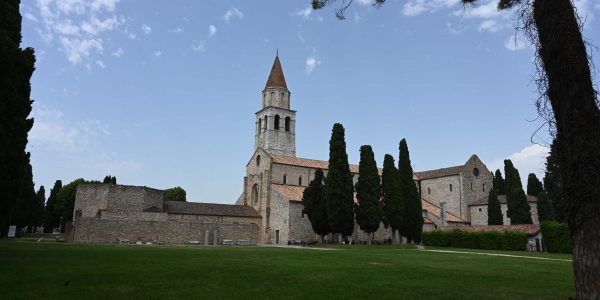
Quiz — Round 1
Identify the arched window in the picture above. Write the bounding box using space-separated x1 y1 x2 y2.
274 115 280 130
281 92 285 101
299 176 303 186
256 155 261 166
285 117 290 132
283 174 287 184
264 116 268 130
258 118 262 133
251 184 259 206
427 187 431 194
449 184 453 192
482 183 485 192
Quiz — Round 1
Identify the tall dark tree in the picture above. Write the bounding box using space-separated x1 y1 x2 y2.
55 178 87 231
398 139 423 243
381 154 402 243
43 180 62 233
324 123 355 241
103 176 117 184
164 187 187 202
526 173 544 196
313 0 600 296
536 191 555 223
487 188 503 225
0 0 36 238
545 139 566 223
12 153 36 232
504 159 532 224
33 185 46 232
493 169 505 195
302 169 330 241
355 145 382 242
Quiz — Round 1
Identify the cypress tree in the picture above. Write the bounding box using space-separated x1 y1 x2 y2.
55 178 87 231
544 139 566 223
325 123 355 241
12 153 36 232
355 145 382 242
493 169 505 195
33 185 46 232
0 0 36 238
504 159 533 224
43 180 62 233
398 139 423 243
301 169 330 240
487 188 503 225
526 173 544 196
382 154 402 243
536 191 555 222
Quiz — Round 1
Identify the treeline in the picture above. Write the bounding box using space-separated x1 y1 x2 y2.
302 123 423 244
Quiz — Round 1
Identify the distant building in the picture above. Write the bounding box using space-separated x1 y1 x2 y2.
469 194 540 226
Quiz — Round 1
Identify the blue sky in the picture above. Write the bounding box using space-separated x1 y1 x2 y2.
21 0 600 203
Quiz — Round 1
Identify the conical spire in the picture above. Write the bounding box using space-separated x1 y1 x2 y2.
265 53 287 89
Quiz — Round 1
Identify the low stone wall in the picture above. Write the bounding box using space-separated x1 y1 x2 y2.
73 217 259 245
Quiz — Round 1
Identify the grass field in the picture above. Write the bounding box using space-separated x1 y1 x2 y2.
0 239 574 299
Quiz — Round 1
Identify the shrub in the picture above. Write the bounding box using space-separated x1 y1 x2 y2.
422 229 526 251
540 221 573 253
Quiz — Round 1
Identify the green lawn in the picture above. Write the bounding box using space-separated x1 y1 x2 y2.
0 239 574 300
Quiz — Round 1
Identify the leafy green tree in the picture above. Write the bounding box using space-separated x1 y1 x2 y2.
399 139 423 243
493 169 505 195
487 188 503 225
302 169 330 240
526 173 544 196
44 180 62 233
55 178 87 231
504 160 532 225
324 123 355 241
382 154 402 243
312 0 600 294
164 187 187 202
103 176 117 184
536 191 555 223
355 145 382 242
0 0 36 238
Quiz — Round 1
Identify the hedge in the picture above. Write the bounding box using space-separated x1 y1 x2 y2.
422 229 526 251
540 221 573 253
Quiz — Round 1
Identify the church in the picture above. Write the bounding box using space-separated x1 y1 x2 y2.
234 54 512 244
69 54 539 245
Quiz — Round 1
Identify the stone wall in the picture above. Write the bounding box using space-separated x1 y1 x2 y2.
288 201 316 242
461 155 493 214
73 216 259 245
420 175 462 219
74 184 163 220
269 187 290 244
470 202 539 226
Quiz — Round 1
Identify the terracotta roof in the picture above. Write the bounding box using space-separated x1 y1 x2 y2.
265 55 287 89
163 201 261 218
469 194 538 206
414 165 464 180
421 198 468 223
271 155 383 175
439 224 541 235
272 184 359 203
424 217 434 224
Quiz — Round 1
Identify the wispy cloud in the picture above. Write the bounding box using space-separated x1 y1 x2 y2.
402 0 460 17
192 42 205 52
488 144 549 186
293 6 323 21
30 105 110 152
478 19 503 33
154 50 162 57
504 34 527 51
95 60 106 68
34 0 125 65
223 7 243 23
447 22 468 35
208 24 217 37
168 27 183 33
112 47 124 57
141 24 152 34
305 56 321 75
92 152 143 174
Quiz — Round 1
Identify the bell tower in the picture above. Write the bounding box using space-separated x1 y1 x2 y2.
255 54 296 157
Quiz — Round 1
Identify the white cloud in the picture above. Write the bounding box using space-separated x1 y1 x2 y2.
30 105 110 152
223 7 243 23
488 144 550 186
168 27 183 33
447 22 468 34
33 0 124 65
24 12 39 22
456 0 500 19
478 19 503 32
294 6 312 19
305 56 321 75
95 60 106 68
356 0 375 5
573 0 595 24
208 24 217 37
504 34 527 51
192 42 205 52
112 47 124 57
154 50 162 57
141 24 152 34
402 0 460 17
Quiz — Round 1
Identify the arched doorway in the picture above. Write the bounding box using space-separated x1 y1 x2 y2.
251 184 259 206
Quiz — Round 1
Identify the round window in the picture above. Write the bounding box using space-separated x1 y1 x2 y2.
473 167 480 177
256 155 261 166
